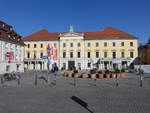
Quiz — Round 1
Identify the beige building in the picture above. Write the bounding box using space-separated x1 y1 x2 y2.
23 26 138 70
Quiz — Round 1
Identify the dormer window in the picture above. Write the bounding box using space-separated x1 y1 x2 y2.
2 24 5 27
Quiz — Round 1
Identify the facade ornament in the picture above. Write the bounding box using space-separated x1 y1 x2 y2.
70 25 74 33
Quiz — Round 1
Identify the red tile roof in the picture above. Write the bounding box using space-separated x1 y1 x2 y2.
22 27 137 41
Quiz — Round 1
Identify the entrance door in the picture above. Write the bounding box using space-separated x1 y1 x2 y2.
68 61 75 70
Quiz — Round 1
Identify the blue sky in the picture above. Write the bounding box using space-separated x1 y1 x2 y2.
0 0 150 44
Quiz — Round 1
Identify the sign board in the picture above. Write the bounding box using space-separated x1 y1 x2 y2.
5 52 11 57
41 56 48 59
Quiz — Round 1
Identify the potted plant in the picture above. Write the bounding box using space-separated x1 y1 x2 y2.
97 70 103 78
115 69 120 77
68 72 73 77
120 69 125 77
74 70 79 77
90 69 96 78
81 73 88 78
64 72 68 77
111 71 116 78
105 70 110 78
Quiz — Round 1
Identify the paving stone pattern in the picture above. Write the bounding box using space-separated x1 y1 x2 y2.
0 71 150 113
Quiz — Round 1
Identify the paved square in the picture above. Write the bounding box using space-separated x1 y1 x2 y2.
0 71 150 113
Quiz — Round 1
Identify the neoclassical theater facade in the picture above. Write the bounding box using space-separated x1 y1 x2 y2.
23 26 138 71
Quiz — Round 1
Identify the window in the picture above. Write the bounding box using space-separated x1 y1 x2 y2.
70 43 73 47
112 42 116 47
96 51 99 58
27 44 30 48
33 51 36 59
87 63 91 68
77 43 81 47
63 43 66 47
27 52 30 58
70 52 73 58
34 44 36 48
130 52 134 58
40 52 43 57
96 42 99 47
6 65 10 72
112 52 116 59
121 52 125 58
63 63 66 69
87 42 91 47
63 52 66 58
77 52 81 58
41 44 43 48
87 52 91 58
104 52 107 58
104 42 107 47
130 42 133 46
121 42 124 46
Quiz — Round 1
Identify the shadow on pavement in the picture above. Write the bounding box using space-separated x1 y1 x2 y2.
70 96 94 113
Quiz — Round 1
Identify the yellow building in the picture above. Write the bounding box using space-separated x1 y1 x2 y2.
23 26 138 70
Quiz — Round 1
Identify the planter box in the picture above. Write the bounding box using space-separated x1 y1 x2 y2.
68 73 73 77
64 72 68 77
116 73 120 77
120 72 125 77
74 73 79 77
111 73 116 78
97 74 103 78
106 74 110 78
91 74 96 78
81 74 88 78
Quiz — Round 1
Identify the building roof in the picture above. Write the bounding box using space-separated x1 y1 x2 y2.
23 27 137 41
0 21 25 46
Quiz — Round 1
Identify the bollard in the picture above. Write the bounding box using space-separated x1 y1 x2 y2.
47 76 50 84
74 75 76 86
116 76 119 87
94 78 97 86
140 75 143 87
35 74 37 85
54 73 57 85
17 78 20 86
16 73 21 86
1 76 4 84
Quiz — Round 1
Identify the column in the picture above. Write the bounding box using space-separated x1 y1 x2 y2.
29 61 31 70
43 61 45 70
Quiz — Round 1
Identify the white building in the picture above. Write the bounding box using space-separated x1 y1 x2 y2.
0 21 24 74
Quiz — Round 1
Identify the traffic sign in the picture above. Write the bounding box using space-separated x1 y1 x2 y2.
41 56 48 59
5 52 11 57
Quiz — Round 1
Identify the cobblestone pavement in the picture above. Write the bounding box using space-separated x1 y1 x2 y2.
0 72 150 113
